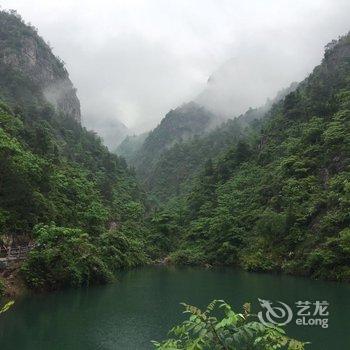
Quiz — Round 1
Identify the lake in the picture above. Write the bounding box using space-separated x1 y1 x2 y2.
0 266 349 349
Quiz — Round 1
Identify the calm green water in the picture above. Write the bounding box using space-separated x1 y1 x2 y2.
0 266 349 349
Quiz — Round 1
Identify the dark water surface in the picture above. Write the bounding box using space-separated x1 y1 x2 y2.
0 266 349 349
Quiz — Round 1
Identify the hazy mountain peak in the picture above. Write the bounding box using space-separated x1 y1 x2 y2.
0 10 81 121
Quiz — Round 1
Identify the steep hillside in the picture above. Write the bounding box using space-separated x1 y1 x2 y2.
0 10 148 292
135 83 298 204
116 132 149 161
0 10 80 121
142 119 245 203
129 102 219 177
149 33 350 282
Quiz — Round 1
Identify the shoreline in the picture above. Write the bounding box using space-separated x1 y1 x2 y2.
0 262 28 299
2 257 348 300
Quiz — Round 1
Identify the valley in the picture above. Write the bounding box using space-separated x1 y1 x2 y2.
0 7 350 350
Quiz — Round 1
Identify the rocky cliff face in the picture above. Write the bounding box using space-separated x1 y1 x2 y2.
0 10 81 121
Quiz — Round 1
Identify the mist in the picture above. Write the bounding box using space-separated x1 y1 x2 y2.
2 0 350 143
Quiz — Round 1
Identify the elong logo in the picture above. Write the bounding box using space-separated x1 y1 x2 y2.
257 299 293 326
257 298 329 329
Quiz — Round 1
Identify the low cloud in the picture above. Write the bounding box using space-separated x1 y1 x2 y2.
2 0 350 136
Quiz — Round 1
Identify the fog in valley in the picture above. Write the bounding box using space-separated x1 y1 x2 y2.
2 0 350 148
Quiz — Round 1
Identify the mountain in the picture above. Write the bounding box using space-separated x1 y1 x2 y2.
139 119 245 203
2 8 350 294
0 10 80 121
85 114 129 150
148 32 350 282
116 132 149 161
126 101 220 178
0 10 148 292
196 51 297 118
128 83 298 204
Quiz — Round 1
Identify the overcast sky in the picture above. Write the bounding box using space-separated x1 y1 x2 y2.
2 0 350 134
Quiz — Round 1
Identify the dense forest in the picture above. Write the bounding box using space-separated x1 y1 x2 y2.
121 83 298 204
1 8 350 300
141 33 350 282
0 10 148 292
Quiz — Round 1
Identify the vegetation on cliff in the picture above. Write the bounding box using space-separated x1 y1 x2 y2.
0 10 148 291
0 9 80 121
1 8 350 292
145 33 350 282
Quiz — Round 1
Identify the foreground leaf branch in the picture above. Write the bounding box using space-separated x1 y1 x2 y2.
153 300 308 350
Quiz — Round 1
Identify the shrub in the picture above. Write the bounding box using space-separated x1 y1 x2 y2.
170 247 206 266
21 224 113 290
99 226 149 272
152 300 308 349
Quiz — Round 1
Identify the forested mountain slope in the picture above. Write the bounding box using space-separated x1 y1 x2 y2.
143 118 246 203
149 33 350 282
0 10 148 292
116 132 149 162
121 102 219 176
130 82 298 204
2 8 350 294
